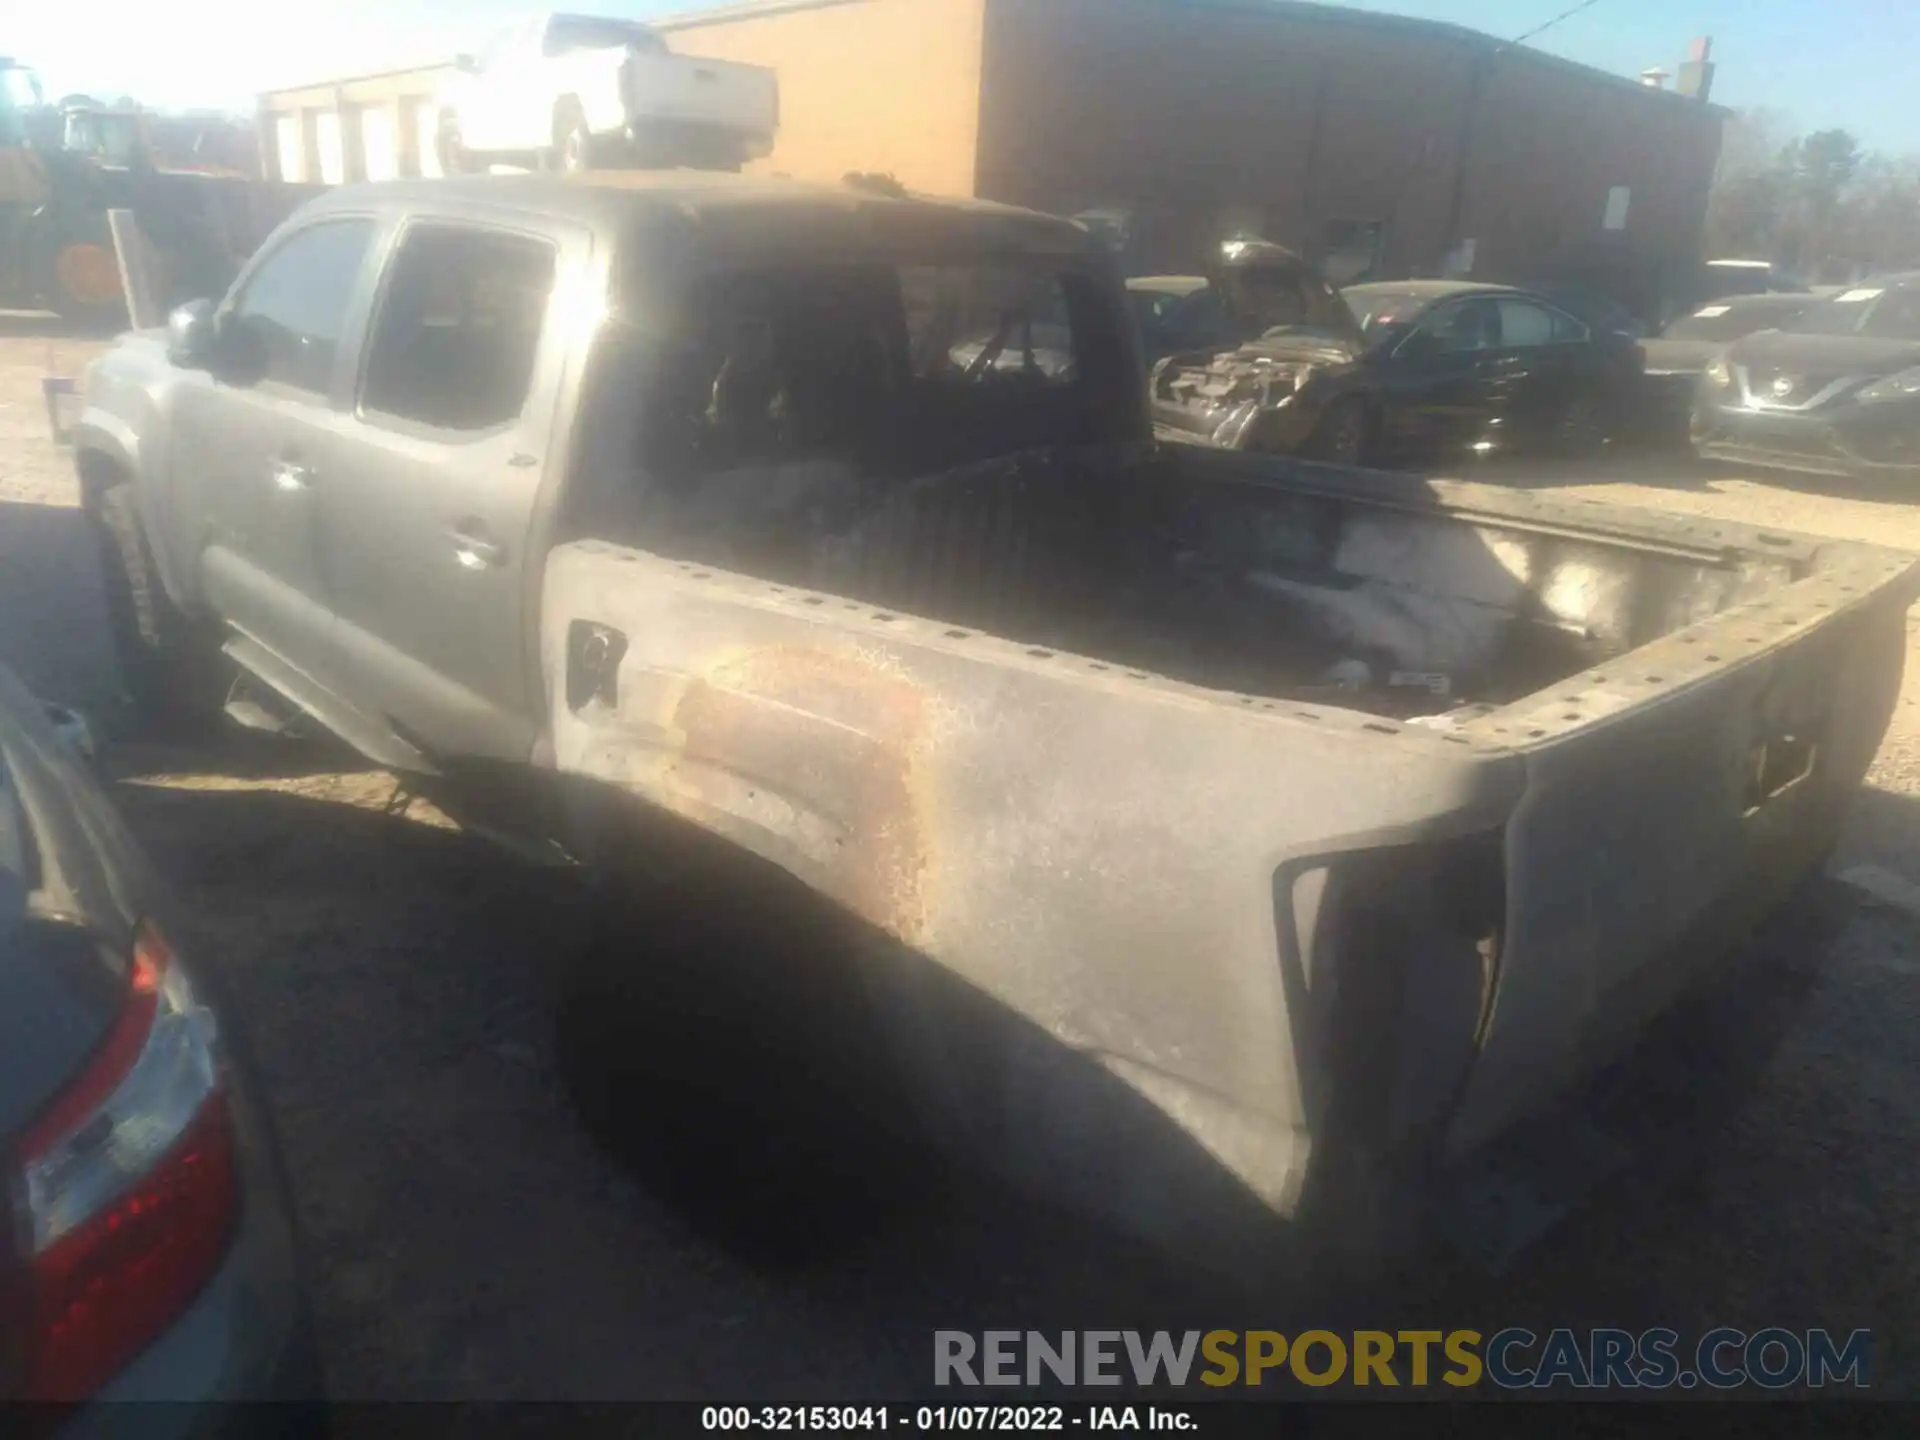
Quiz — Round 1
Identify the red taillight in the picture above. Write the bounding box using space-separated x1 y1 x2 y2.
9 924 236 1402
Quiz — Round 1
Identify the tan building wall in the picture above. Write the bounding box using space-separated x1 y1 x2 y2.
244 0 1720 311
660 0 987 195
257 64 453 184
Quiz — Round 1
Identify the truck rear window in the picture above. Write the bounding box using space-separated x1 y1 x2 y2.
629 259 1136 483
900 265 1077 386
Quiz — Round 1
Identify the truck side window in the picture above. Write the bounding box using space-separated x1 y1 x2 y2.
1494 298 1558 349
360 224 558 432
227 218 376 394
649 266 898 475
1415 298 1500 354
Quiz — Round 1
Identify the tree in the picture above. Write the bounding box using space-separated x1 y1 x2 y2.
1704 114 1920 281
1830 156 1920 275
1703 108 1792 260
1777 128 1863 273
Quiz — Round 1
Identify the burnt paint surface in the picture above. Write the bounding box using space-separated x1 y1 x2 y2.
671 647 933 946
544 455 1920 1267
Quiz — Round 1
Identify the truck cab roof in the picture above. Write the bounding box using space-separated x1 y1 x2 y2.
307 173 1097 261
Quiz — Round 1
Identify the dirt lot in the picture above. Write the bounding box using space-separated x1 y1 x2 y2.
4 321 1919 1401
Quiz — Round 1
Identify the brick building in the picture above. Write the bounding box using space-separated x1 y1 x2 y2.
256 63 456 186
659 0 1727 311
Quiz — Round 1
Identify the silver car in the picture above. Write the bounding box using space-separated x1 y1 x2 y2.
0 663 320 1422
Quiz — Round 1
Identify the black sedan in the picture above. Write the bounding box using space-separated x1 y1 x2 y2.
1149 273 1642 465
1339 282 1645 461
1691 274 1920 483
0 662 319 1418
1638 292 1822 439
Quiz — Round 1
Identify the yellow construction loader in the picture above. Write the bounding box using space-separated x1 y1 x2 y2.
1 57 243 325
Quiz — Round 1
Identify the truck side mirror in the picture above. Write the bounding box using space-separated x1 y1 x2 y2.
169 300 266 385
165 299 217 368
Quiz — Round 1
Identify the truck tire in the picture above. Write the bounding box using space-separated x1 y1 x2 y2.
554 808 935 1265
89 483 227 737
32 212 127 331
435 115 472 175
551 101 594 174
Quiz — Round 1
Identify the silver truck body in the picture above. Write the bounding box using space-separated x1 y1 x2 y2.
74 174 1920 1271
542 461 1911 1264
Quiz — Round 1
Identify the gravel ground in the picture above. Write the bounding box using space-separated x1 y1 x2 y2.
3 325 1918 1402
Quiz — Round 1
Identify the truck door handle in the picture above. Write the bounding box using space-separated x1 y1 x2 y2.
447 525 505 569
270 460 314 492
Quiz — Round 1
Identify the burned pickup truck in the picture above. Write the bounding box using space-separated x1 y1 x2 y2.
73 174 1919 1274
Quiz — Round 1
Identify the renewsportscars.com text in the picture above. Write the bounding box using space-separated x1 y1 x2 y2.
933 1328 1872 1390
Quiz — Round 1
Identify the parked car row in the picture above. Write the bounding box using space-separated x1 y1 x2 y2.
1128 237 1920 487
1692 273 1920 483
1637 292 1822 436
1140 241 1643 466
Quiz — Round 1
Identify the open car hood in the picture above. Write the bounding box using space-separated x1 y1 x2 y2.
1208 239 1366 347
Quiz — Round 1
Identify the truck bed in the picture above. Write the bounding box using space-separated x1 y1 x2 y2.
567 442 1855 718
545 445 1920 1269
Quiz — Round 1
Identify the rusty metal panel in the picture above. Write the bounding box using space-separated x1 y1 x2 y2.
544 535 1528 1261
539 452 1919 1266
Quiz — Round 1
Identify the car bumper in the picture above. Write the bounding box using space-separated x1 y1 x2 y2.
58 1026 320 1435
1692 401 1920 481
1637 372 1700 436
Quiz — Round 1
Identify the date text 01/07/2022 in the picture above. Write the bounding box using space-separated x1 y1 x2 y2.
701 1406 1198 1431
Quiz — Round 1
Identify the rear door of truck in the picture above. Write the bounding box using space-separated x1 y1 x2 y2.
315 207 592 763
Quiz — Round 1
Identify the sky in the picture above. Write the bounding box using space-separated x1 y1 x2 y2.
8 0 1915 151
